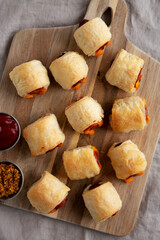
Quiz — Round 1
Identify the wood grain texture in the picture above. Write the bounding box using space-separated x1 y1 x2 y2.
0 0 160 236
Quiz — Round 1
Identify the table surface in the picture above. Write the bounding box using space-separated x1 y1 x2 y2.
0 0 160 240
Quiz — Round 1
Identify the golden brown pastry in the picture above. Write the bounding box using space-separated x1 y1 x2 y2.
9 60 50 98
27 171 70 214
82 182 122 222
107 140 147 183
65 96 104 135
63 145 101 180
105 49 144 93
110 96 150 133
49 51 88 90
23 113 65 157
74 17 111 56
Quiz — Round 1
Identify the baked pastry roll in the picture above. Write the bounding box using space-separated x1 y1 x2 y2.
65 96 104 135
63 145 101 180
105 49 144 93
110 96 150 133
82 182 122 222
74 17 111 56
107 140 147 183
49 52 88 90
27 171 70 214
23 113 65 157
9 60 50 98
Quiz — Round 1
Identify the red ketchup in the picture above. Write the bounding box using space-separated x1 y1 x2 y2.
79 19 89 27
0 113 19 150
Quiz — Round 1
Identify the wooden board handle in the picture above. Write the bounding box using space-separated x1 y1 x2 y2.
84 0 118 20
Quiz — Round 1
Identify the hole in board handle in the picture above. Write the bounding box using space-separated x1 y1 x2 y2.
102 7 112 27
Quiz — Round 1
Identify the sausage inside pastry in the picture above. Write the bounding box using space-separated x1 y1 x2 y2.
49 52 88 90
74 17 111 56
9 60 50 98
63 145 101 180
105 49 144 93
23 113 65 157
82 182 122 222
107 140 147 183
65 96 104 135
27 171 70 214
110 96 150 133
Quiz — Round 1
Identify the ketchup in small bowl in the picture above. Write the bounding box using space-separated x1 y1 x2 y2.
0 113 21 151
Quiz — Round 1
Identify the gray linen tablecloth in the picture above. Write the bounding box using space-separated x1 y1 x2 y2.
0 0 160 239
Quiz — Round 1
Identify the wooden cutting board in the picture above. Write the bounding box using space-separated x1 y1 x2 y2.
0 0 160 236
